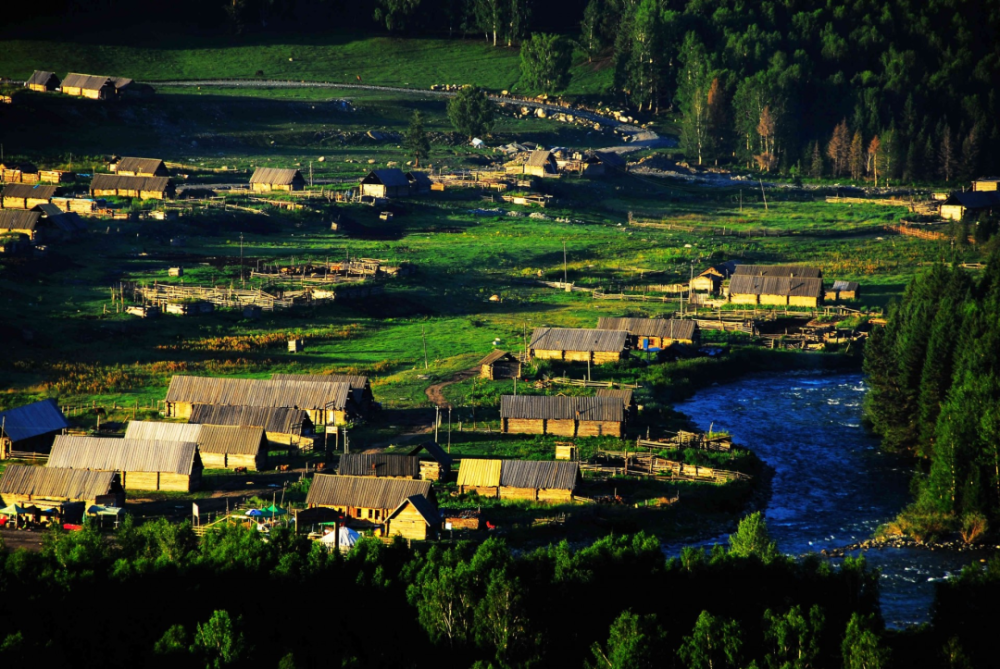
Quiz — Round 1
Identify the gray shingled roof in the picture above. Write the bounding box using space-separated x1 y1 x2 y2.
35 204 86 232
306 474 431 509
271 373 369 390
596 318 696 341
729 275 824 298
90 174 172 193
530 327 628 353
49 436 200 475
0 210 41 232
26 71 59 87
189 404 311 435
389 494 441 525
499 460 579 490
338 453 421 478
166 376 350 410
249 167 303 185
361 169 409 188
526 150 556 168
595 388 634 407
500 395 624 422
62 73 112 91
0 399 68 442
3 184 58 200
0 464 118 500
832 280 860 291
733 264 822 278
115 157 166 175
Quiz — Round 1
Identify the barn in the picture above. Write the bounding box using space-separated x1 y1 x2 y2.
522 150 558 177
2 184 58 209
249 167 305 192
270 373 374 414
479 350 522 380
338 453 421 479
407 441 453 481
973 177 1000 192
0 162 38 184
0 399 69 460
113 157 168 177
500 395 625 437
0 464 124 512
360 169 409 198
596 317 698 349
125 420 268 471
48 435 203 492
529 327 629 364
595 388 638 422
940 191 1000 221
188 404 314 450
61 73 113 100
733 264 822 279
406 171 433 194
0 210 42 242
164 375 353 426
90 174 174 200
26 70 60 92
456 459 580 503
305 474 438 540
728 275 825 307
826 280 861 301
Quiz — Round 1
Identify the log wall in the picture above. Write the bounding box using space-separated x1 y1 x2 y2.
537 488 573 503
459 485 499 497
546 419 577 436
730 294 758 305
499 486 537 501
789 296 820 307
760 294 788 306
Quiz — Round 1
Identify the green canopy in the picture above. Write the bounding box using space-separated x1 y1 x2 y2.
264 504 287 517
0 504 27 517
87 505 125 517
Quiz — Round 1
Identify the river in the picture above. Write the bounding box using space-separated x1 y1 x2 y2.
673 370 989 628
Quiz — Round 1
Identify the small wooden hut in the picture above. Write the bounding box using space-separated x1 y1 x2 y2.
826 280 860 301
360 169 409 198
728 275 824 307
188 404 314 450
972 177 1000 192
48 435 203 492
0 399 69 460
0 464 124 511
479 350 521 380
500 395 625 437
554 443 577 460
26 71 60 92
940 191 1000 221
407 441 453 481
111 77 155 98
249 168 305 193
61 73 113 100
338 453 421 479
596 317 698 349
529 327 629 364
305 474 437 539
386 495 441 541
113 157 169 177
522 150 558 177
90 174 174 200
595 388 638 422
0 210 42 242
2 184 57 209
0 162 39 184
690 261 742 295
457 459 580 503
35 204 87 238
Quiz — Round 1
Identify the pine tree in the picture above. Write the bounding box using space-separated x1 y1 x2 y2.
809 141 824 179
705 77 730 165
849 130 864 181
960 124 982 183
404 110 431 167
940 126 957 183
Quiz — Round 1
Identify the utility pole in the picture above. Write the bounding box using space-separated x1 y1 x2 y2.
422 326 429 369
447 407 452 453
309 161 314 187
759 178 768 211
471 378 477 431
563 241 568 285
434 406 440 443
239 232 245 288
587 356 591 382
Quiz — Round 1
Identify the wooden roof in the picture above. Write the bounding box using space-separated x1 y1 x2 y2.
388 494 441 525
0 399 68 442
35 204 87 232
90 174 172 193
271 373 369 390
944 191 1000 208
729 275 824 298
198 425 266 455
0 210 41 232
832 280 860 291
125 421 201 443
62 73 112 91
457 459 578 491
406 171 432 187
478 350 518 366
189 404 311 434
407 441 454 466
0 464 118 500
501 395 624 422
596 388 634 407
733 264 822 278
361 169 408 188
115 157 166 175
456 458 502 487
526 150 556 168
249 167 303 185
596 317 697 341
530 327 628 353
306 474 431 510
3 184 57 200
165 376 350 410
49 436 200 475
27 71 59 87
338 453 421 478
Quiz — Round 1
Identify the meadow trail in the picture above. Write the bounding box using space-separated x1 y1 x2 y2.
151 78 674 151
425 366 479 407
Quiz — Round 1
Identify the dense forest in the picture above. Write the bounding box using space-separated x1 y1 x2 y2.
864 249 1000 537
5 0 999 180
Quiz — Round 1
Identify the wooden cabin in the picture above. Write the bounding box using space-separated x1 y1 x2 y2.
500 395 625 437
188 404 314 450
112 77 155 99
0 399 69 460
2 184 58 209
249 167 305 192
522 150 558 177
0 464 124 512
529 327 629 364
972 177 1000 192
554 443 577 460
90 174 174 200
728 275 824 307
386 495 441 541
690 261 742 295
596 317 698 350
113 157 168 177
38 170 75 184
407 441 453 481
338 453 421 479
125 420 268 471
406 171 433 194
940 191 1000 221
34 204 87 238
479 350 521 380
457 459 580 503
595 388 638 422
61 73 114 100
26 71 60 92
360 169 409 198
270 373 375 414
826 280 861 301
733 264 822 279
0 162 39 184
305 474 438 540
163 375 352 426
48 435 203 492
0 210 41 242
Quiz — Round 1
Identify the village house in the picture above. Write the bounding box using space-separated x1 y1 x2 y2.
113 157 169 177
728 274 825 307
457 459 581 503
407 441 453 481
522 150 558 177
826 280 861 301
270 373 374 414
61 73 114 100
595 388 638 422
0 399 69 460
0 464 125 514
690 261 742 295
163 375 354 426
0 162 39 184
940 191 1000 221
733 264 823 279
188 404 314 450
26 70 60 92
249 167 305 192
500 395 625 437
0 210 42 242
406 171 433 194
596 317 699 350
338 453 422 479
48 436 203 492
478 350 522 380
38 169 75 184
305 474 439 540
125 420 269 471
35 204 87 238
529 327 629 364
90 174 174 200
2 184 58 209
972 177 1000 192
360 169 410 198
111 77 155 98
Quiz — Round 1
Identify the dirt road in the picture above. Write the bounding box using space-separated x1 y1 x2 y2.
425 366 479 407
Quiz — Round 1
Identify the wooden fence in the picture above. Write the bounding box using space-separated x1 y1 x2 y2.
549 377 640 389
583 450 750 484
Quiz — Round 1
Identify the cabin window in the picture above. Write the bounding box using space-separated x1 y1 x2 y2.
368 509 373 519
375 510 380 520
